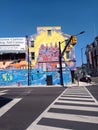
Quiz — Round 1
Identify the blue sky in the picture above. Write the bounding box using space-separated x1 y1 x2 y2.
0 0 98 66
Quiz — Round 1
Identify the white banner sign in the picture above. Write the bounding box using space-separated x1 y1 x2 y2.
0 37 26 51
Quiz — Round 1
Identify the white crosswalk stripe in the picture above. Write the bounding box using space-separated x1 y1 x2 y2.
42 112 98 124
0 89 22 117
0 98 22 117
0 90 8 96
56 99 97 105
59 96 94 101
51 104 98 112
26 86 98 130
31 125 72 130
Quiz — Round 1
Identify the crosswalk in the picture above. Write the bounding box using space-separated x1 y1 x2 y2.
27 86 98 130
0 89 22 117
0 90 8 96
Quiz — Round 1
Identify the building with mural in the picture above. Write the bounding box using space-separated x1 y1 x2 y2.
0 26 76 86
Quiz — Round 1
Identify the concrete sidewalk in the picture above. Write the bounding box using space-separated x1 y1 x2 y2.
66 81 96 87
0 81 96 88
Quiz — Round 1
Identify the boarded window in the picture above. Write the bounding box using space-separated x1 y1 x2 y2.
31 52 35 60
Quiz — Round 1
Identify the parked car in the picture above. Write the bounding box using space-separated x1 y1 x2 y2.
80 75 91 83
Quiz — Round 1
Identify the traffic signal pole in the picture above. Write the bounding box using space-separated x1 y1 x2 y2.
59 36 73 87
61 36 73 57
61 31 85 57
59 31 85 87
59 42 64 87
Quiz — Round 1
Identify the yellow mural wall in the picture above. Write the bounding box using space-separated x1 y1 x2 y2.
30 26 71 66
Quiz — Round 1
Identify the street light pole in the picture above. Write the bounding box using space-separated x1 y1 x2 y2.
81 47 86 77
81 47 83 68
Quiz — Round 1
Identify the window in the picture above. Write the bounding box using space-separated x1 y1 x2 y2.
92 42 95 47
66 52 69 59
0 53 25 61
95 36 98 43
31 52 35 60
94 40 98 46
47 30 51 36
31 41 34 47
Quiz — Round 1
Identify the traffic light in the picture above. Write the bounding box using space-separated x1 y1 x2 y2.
71 36 77 45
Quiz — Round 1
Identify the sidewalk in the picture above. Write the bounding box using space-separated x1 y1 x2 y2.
0 81 96 88
66 81 96 87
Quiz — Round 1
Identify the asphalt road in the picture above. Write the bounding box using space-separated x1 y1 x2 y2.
0 87 65 130
86 85 98 101
0 85 98 130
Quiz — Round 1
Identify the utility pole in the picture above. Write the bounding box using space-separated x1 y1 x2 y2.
26 35 30 86
81 47 86 77
81 48 83 69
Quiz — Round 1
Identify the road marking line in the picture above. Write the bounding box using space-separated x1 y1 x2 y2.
0 98 22 117
56 100 96 105
84 87 98 104
52 104 98 112
63 92 90 95
44 112 98 124
0 90 8 96
59 97 94 101
26 86 98 130
27 124 71 130
0 93 7 96
61 95 91 98
63 90 89 92
0 90 8 93
26 88 69 130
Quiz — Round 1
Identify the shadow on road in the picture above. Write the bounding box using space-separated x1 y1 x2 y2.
0 96 12 108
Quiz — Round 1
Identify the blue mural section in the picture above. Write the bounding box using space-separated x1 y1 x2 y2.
0 68 71 86
0 69 28 86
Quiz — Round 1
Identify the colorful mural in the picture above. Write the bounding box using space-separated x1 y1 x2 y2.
0 68 71 86
36 43 59 71
66 47 76 70
0 26 76 86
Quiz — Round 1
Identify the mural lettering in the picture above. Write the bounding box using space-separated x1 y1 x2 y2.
2 73 13 81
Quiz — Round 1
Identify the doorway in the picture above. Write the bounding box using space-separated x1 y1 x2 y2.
46 75 53 85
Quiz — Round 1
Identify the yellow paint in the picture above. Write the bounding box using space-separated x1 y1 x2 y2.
2 73 13 81
2 74 7 81
30 26 71 66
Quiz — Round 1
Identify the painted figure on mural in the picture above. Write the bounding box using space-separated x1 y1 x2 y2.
37 43 60 71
